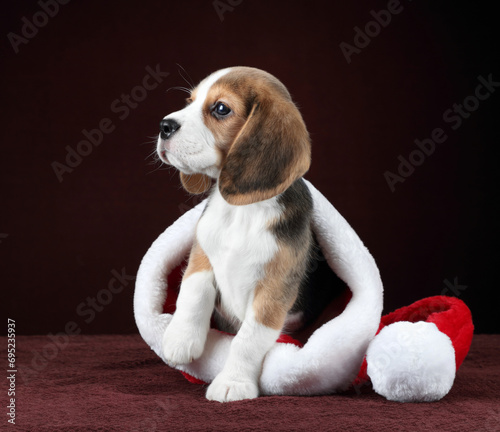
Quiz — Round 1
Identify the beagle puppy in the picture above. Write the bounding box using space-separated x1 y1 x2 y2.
157 67 314 402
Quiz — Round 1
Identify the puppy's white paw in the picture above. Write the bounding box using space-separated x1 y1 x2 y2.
162 321 206 366
206 373 259 402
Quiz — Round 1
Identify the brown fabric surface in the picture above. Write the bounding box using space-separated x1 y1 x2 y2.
7 334 499 431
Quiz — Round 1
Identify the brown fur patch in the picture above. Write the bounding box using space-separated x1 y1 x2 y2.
183 241 212 280
194 67 310 205
215 68 311 205
253 240 311 329
202 83 248 154
180 172 213 194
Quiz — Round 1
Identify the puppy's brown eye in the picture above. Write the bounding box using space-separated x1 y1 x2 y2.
213 102 231 117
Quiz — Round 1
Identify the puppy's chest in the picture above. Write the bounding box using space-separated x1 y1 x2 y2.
196 191 282 318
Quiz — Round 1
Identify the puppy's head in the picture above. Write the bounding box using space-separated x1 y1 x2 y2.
157 67 311 205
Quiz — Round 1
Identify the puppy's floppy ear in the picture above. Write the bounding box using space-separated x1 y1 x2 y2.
219 93 311 205
180 172 212 195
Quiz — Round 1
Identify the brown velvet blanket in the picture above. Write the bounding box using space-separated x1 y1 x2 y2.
8 334 499 431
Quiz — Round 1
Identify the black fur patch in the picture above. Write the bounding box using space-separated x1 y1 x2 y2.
272 180 346 327
292 237 347 326
271 178 313 247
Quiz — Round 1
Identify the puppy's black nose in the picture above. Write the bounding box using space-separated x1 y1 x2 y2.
160 119 180 140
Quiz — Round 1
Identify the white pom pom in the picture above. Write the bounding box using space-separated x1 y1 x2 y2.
366 321 456 402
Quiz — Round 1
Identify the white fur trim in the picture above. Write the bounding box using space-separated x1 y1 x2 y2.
366 321 456 402
134 180 384 395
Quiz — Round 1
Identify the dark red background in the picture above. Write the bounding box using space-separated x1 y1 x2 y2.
1 0 498 334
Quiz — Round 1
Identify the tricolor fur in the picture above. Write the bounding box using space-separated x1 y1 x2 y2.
157 67 314 402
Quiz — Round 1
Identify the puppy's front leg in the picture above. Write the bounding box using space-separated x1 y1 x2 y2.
162 242 215 366
206 310 281 402
206 271 293 405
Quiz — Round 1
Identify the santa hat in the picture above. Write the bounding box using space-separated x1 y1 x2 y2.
360 295 473 401
134 180 473 402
